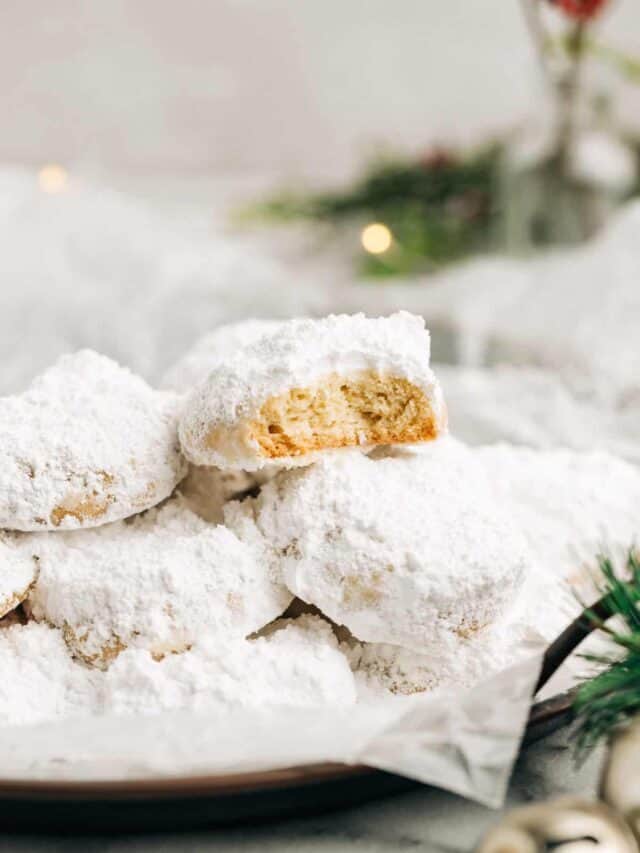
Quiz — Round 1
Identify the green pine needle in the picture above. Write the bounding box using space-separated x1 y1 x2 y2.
573 549 640 754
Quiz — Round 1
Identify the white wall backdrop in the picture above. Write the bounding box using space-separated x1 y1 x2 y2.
1 0 639 178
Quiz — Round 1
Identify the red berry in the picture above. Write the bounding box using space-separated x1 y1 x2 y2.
418 148 455 171
553 0 609 20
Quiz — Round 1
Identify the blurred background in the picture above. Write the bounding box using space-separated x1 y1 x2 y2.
1 0 639 457
2 0 640 176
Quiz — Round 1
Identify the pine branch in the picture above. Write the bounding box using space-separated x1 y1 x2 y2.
573 549 640 754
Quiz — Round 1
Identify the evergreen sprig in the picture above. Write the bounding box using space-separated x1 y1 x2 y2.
573 550 640 754
236 145 502 276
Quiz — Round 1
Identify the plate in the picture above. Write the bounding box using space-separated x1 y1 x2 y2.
0 691 573 834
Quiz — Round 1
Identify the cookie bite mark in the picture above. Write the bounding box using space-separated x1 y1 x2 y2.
179 312 446 471
247 371 440 460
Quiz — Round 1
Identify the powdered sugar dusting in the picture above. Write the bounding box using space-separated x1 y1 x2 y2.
0 536 38 618
161 319 284 392
0 623 98 727
0 616 355 728
0 350 187 531
226 438 530 652
26 495 292 666
346 569 575 699
102 615 356 716
346 442 640 700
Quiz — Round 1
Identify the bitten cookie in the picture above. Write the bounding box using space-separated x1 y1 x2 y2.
0 350 187 531
26 495 293 668
226 439 530 652
179 312 447 471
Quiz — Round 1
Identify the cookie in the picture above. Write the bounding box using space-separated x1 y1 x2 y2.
26 495 292 668
226 439 530 652
179 312 447 471
0 350 187 531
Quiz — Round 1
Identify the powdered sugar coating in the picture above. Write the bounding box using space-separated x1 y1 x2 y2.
347 443 640 698
0 350 187 531
160 319 284 391
27 495 292 666
179 312 446 470
345 566 574 699
0 535 38 618
0 616 354 728
226 438 530 652
178 464 274 524
0 622 98 727
102 615 356 716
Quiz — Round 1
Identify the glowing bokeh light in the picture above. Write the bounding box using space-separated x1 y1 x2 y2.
360 222 392 254
38 164 69 194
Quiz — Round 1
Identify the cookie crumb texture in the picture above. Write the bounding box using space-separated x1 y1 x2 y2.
247 371 439 459
0 350 187 531
179 312 446 471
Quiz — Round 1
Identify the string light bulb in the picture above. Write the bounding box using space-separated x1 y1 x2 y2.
38 164 69 194
361 222 392 254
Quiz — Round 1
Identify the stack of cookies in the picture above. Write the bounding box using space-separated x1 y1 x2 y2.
2 311 635 725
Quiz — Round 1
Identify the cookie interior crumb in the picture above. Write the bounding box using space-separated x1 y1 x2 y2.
244 371 440 459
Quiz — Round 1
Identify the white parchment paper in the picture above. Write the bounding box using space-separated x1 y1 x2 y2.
0 642 548 808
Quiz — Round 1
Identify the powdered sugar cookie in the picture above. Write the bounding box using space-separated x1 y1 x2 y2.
179 312 447 471
27 495 292 667
0 535 38 619
161 318 283 391
102 615 356 715
0 350 187 531
345 569 568 699
227 439 530 652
